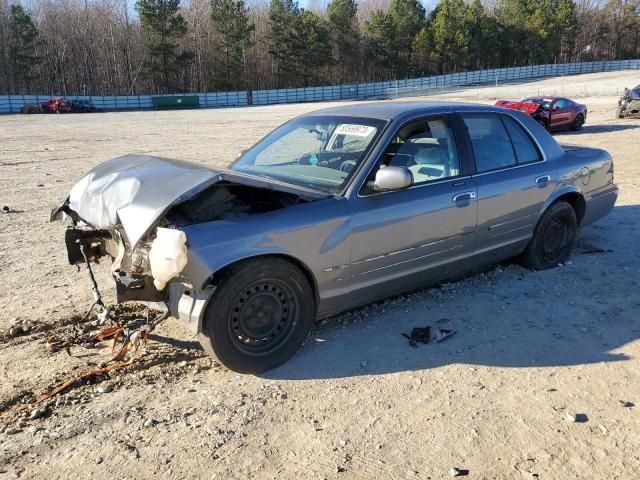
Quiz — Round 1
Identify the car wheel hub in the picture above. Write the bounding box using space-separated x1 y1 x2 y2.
230 282 296 352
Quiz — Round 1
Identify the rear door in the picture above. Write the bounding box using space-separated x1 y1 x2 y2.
347 114 478 296
460 112 557 254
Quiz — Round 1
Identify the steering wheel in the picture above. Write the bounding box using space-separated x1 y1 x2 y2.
339 159 357 173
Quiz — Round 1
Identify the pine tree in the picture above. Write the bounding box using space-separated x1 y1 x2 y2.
291 10 333 86
431 0 470 72
211 0 254 90
411 28 432 75
327 0 359 82
136 0 192 93
268 0 299 86
8 5 41 93
388 0 425 76
365 10 396 79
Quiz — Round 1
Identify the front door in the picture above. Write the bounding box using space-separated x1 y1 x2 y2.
347 114 478 299
549 98 573 129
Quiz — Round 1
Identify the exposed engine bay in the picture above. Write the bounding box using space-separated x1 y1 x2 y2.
52 155 316 309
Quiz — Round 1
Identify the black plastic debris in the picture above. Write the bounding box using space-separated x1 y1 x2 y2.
402 326 456 348
1 205 24 214
580 247 613 254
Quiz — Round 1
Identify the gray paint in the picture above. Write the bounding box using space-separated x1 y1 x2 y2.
56 103 618 332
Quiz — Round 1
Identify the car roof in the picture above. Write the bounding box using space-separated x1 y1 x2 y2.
300 101 506 121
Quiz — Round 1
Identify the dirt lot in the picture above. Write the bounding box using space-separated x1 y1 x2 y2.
1 70 640 479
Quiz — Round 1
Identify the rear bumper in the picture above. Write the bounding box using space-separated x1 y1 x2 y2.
582 183 618 227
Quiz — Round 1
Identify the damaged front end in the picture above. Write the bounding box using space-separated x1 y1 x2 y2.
495 100 550 125
52 154 319 332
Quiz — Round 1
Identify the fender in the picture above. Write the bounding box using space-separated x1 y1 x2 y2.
173 248 318 334
538 184 585 222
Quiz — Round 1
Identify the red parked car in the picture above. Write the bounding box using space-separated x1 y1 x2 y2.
495 96 587 132
41 97 73 113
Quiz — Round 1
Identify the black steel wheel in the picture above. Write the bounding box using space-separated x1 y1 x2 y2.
228 279 297 354
199 258 314 374
521 200 577 270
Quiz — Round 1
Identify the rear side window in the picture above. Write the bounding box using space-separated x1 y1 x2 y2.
462 114 516 173
501 116 542 164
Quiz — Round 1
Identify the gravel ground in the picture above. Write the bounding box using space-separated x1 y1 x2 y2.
1 70 640 479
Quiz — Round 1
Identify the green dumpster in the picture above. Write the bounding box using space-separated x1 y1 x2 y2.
151 95 199 110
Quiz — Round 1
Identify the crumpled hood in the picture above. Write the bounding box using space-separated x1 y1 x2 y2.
53 154 328 247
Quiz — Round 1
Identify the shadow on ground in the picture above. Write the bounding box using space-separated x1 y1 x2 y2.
265 205 640 380
555 122 639 135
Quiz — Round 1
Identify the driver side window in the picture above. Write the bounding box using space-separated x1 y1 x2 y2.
381 116 461 186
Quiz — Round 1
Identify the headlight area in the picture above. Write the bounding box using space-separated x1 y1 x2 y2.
64 226 189 305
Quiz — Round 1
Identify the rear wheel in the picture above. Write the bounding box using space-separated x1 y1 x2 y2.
571 113 585 131
198 258 314 374
521 201 577 270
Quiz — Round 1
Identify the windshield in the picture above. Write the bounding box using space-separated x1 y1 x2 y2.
523 98 553 108
231 115 386 194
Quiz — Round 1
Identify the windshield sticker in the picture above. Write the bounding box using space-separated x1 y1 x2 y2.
335 124 376 137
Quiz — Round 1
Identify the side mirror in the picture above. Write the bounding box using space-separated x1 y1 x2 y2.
373 166 412 192
237 149 247 159
552 105 560 110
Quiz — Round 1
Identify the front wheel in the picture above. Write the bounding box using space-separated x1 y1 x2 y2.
521 201 577 270
198 258 314 374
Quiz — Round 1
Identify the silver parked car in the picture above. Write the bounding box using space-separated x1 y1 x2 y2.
52 102 618 373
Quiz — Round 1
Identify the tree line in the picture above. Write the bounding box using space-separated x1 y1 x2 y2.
0 0 638 96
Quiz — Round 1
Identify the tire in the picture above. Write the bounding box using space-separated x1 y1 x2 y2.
571 113 585 131
521 201 577 270
198 258 314 374
616 106 625 119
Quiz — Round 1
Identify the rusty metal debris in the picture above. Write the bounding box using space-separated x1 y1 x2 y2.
47 325 124 354
78 242 113 325
38 311 170 404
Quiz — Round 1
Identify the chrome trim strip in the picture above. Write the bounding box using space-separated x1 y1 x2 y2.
487 223 533 238
488 214 534 230
351 234 465 265
359 244 464 276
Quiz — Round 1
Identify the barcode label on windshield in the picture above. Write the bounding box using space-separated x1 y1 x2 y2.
335 124 376 137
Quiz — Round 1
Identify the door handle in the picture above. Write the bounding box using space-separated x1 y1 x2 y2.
535 175 551 184
452 191 476 203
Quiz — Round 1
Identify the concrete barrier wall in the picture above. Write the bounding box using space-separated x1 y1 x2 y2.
1 59 638 114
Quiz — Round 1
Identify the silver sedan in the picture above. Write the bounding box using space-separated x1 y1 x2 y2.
53 102 618 373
